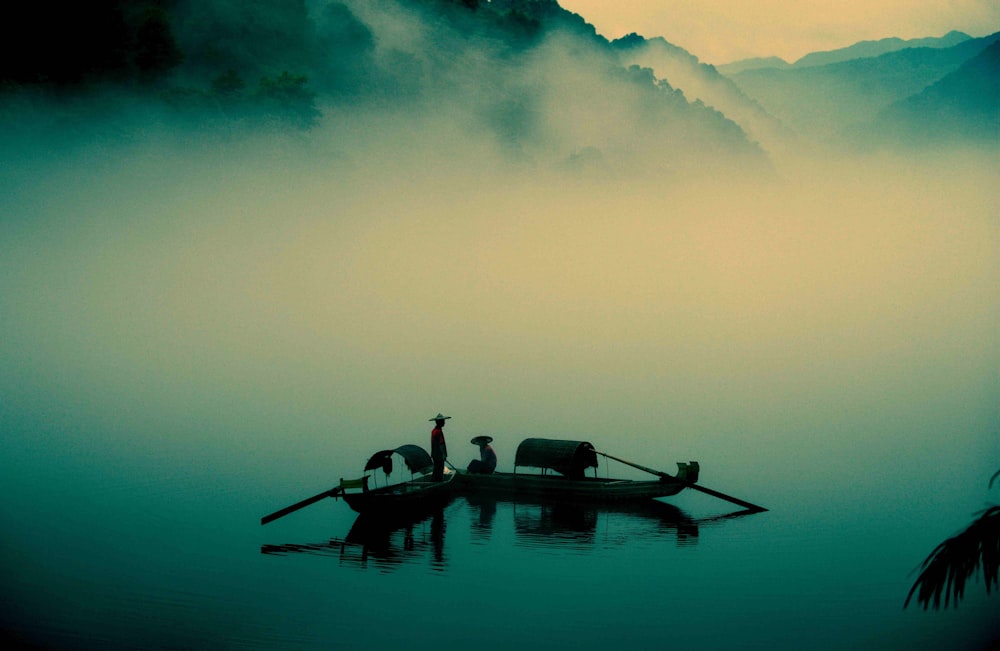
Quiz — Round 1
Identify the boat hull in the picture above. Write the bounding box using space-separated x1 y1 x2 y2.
453 470 685 502
341 473 455 516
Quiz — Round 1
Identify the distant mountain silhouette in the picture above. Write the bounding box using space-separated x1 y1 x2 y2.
380 0 766 170
871 39 1000 145
792 31 971 68
717 31 971 75
610 34 796 154
726 32 1000 144
8 0 986 157
715 57 791 76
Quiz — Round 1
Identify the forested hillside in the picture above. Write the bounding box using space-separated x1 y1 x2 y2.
0 0 764 174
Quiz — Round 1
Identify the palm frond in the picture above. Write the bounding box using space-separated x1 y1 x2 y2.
904 505 1000 609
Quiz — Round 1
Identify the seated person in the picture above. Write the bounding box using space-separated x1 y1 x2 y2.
467 435 497 474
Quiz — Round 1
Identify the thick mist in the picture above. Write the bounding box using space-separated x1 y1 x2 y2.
2 111 996 522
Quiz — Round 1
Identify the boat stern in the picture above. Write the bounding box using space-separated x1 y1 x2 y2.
676 461 700 483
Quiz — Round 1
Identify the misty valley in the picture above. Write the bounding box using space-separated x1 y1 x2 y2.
1 2 998 650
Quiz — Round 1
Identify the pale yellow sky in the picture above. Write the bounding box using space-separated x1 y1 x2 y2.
558 0 1000 64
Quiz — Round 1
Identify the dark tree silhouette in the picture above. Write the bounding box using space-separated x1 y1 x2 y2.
211 69 245 97
255 71 320 128
134 6 183 80
905 470 1000 609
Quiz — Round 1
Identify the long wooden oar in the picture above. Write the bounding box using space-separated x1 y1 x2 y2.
595 450 767 512
261 486 343 525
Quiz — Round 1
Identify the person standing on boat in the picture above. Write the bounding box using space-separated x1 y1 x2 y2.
467 435 497 474
429 413 450 481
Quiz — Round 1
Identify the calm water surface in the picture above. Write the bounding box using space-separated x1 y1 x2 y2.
2 443 997 650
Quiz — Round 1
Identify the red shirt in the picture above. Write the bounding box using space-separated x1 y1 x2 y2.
431 426 447 459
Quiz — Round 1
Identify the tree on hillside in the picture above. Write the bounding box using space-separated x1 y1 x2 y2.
134 6 184 81
255 71 320 128
170 0 314 83
0 1 182 87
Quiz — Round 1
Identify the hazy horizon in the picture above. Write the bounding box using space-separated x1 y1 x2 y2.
559 0 1000 64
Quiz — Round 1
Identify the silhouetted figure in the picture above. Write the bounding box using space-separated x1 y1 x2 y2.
467 435 497 474
429 413 450 481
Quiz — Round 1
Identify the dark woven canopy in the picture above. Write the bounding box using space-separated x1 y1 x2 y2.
393 444 433 474
514 438 598 478
364 445 434 475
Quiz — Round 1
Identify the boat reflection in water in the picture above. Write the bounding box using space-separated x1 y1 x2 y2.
468 495 703 549
464 495 765 551
262 496 760 568
261 505 450 572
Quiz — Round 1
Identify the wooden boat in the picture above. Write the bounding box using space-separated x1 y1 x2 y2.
453 438 700 503
337 444 456 516
261 439 762 528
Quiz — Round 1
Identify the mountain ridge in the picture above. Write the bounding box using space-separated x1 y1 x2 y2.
0 0 768 175
1 1 993 157
725 31 1000 144
717 31 971 75
610 33 796 153
869 38 1000 145
792 30 971 67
